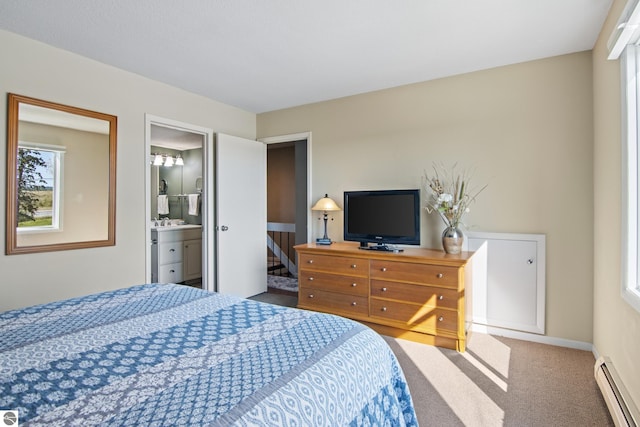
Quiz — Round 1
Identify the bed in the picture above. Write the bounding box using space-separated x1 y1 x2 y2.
0 284 418 426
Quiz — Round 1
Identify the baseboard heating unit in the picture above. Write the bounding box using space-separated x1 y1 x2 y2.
595 357 639 427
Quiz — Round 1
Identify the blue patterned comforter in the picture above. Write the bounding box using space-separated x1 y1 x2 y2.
0 284 418 426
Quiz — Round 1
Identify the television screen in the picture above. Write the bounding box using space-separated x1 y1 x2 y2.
343 189 420 250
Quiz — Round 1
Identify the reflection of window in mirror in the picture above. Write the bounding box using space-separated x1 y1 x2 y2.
17 142 65 232
6 93 117 255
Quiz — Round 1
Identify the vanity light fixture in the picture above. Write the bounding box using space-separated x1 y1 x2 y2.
311 194 341 245
151 153 184 167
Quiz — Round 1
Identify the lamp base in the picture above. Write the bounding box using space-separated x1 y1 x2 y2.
316 238 333 245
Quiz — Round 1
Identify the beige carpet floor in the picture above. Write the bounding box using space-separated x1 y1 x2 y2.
249 292 613 426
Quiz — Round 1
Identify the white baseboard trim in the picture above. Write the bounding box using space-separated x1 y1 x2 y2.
470 323 593 352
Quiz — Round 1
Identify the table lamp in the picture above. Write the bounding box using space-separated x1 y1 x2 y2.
311 194 341 245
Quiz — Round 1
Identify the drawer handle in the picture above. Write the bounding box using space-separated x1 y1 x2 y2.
308 260 314 264
381 307 387 312
438 295 444 300
170 248 176 252
381 287 388 292
308 294 314 298
351 264 357 269
351 283 357 287
170 269 175 273
308 277 314 281
381 267 387 272
438 316 444 322
351 302 357 306
436 273 444 278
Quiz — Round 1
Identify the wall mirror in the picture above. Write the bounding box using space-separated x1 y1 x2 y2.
6 93 117 254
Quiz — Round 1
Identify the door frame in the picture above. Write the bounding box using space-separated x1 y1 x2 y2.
144 114 215 291
259 132 313 243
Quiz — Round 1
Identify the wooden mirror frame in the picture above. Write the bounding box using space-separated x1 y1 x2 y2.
6 94 117 254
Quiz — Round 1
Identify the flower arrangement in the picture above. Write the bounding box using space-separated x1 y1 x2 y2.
424 163 486 229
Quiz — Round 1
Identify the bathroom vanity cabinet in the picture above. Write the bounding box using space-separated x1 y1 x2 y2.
151 226 202 284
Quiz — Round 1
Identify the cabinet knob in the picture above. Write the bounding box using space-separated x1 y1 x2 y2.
436 273 444 278
381 307 387 312
308 259 314 264
438 316 444 322
381 287 388 292
527 259 534 264
351 283 357 287
170 248 175 252
308 277 314 281
351 264 357 269
351 301 357 306
170 269 175 273
308 294 314 298
438 295 444 300
381 267 387 272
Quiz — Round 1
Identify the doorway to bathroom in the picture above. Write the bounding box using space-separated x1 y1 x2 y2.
145 115 214 291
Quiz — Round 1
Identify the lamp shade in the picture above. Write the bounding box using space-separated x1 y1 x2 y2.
312 194 341 211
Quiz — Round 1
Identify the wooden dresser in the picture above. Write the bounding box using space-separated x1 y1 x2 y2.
294 242 475 351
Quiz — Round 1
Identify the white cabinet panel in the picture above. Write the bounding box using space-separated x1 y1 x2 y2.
467 232 545 334
184 239 202 281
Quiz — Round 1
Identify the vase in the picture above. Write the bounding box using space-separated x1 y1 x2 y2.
442 226 463 254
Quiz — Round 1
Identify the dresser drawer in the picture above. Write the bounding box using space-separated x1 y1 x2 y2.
298 288 368 316
299 271 368 296
158 262 183 283
370 299 457 333
158 242 183 264
370 280 459 309
370 260 458 288
299 253 368 276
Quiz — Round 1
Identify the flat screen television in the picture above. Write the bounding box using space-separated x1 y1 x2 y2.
343 189 420 252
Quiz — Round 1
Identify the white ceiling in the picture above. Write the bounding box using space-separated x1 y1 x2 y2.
150 125 204 151
0 0 612 114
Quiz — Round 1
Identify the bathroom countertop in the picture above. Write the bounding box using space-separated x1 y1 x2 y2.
151 224 202 232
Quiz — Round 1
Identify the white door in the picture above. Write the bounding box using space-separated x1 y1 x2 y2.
216 134 267 297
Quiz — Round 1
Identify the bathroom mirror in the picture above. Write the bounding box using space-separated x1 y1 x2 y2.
6 93 117 254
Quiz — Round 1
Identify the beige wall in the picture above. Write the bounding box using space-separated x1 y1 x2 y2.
593 0 640 408
0 29 256 311
258 52 595 343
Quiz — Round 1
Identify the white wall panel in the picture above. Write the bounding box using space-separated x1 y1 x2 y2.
467 231 546 334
